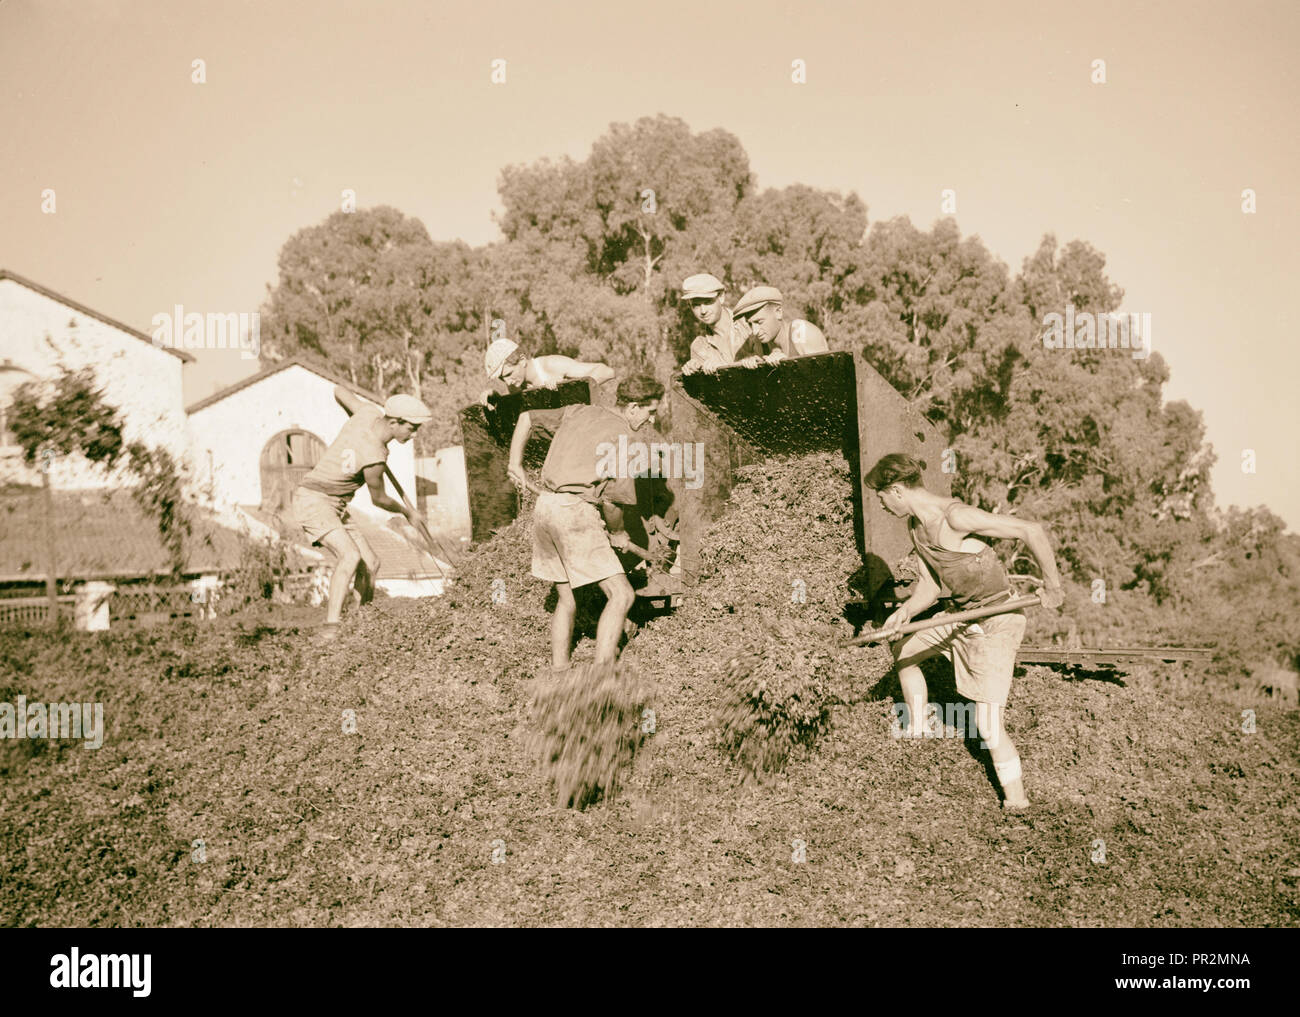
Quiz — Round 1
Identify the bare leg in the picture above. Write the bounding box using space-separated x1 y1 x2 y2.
551 581 576 671
319 529 362 626
347 560 368 612
893 636 942 738
896 661 929 737
594 573 635 665
977 702 1029 808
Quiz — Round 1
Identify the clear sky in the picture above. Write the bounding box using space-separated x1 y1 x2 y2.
2 0 1296 529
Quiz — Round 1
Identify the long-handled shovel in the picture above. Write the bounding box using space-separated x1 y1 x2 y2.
334 398 459 575
383 465 458 578
844 594 1042 647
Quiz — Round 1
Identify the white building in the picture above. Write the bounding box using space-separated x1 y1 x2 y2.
0 270 191 488
0 269 448 597
185 357 417 521
416 446 471 541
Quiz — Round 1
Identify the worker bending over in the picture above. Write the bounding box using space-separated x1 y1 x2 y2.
292 388 433 641
866 453 1064 810
481 339 615 404
508 376 665 674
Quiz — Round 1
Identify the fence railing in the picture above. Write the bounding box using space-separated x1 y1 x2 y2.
0 595 77 626
109 585 208 626
0 568 329 629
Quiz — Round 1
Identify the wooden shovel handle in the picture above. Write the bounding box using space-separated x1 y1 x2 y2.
383 464 452 576
845 594 1042 647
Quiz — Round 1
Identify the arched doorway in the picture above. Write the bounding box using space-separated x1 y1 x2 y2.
260 429 325 510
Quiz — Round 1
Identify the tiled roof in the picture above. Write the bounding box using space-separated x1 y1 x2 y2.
358 520 451 581
0 269 194 363
0 488 262 581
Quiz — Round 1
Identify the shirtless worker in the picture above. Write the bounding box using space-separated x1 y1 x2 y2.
730 285 830 363
506 375 665 674
292 388 433 641
480 339 616 405
865 453 1065 810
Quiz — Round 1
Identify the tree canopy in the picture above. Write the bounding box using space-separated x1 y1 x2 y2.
258 114 1298 673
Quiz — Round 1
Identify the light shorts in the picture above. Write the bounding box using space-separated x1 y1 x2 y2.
892 609 1027 706
293 486 349 546
531 491 624 590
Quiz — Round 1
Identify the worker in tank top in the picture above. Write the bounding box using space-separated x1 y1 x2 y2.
908 508 1016 611
730 286 830 364
865 452 1065 812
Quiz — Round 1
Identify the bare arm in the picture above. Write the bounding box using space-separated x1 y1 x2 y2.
547 355 615 386
793 320 829 355
879 555 941 639
479 378 508 405
581 361 616 385
506 411 533 485
900 559 943 618
334 385 366 417
945 502 1064 602
363 463 408 517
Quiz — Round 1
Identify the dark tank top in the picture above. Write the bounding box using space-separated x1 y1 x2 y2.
909 505 1012 609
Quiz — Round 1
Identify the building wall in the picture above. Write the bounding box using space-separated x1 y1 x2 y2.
416 446 471 539
0 278 189 489
186 364 417 518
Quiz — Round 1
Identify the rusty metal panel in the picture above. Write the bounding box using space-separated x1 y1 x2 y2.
680 352 857 457
666 350 950 599
854 348 951 573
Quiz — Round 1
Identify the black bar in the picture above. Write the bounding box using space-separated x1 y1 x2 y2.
1 928 1292 1003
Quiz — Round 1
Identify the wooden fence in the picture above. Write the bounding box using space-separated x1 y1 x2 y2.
0 583 206 628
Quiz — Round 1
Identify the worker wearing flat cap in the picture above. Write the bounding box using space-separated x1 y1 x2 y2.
480 338 616 405
680 273 764 375
731 286 830 364
293 387 434 640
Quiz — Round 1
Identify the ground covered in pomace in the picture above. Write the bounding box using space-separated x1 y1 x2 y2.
2 454 1297 926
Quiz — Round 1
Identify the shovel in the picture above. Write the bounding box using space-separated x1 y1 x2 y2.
383 465 458 578
844 594 1042 647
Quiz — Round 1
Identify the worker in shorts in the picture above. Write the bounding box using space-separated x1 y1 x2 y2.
292 389 433 641
866 453 1065 809
506 375 664 673
480 338 616 405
